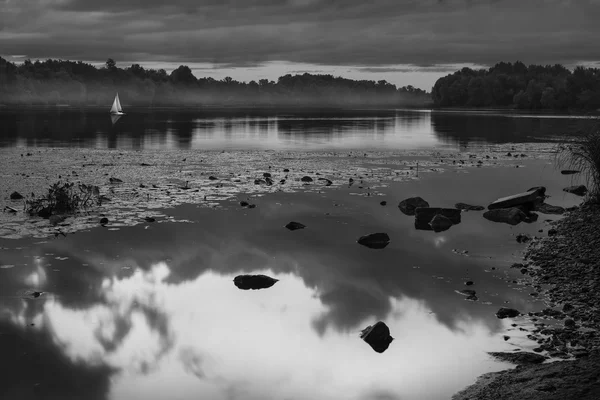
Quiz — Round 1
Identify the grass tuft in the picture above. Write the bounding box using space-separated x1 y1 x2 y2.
25 181 101 216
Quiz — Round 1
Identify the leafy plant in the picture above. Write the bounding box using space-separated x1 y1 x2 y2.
25 181 101 216
557 124 600 203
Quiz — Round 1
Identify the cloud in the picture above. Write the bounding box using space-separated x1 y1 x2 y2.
1 0 599 68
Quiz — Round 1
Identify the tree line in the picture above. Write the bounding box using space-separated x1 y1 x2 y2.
0 57 430 107
432 61 600 110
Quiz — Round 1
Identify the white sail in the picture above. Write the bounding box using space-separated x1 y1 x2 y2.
110 93 124 114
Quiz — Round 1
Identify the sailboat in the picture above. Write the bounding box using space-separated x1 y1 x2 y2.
109 92 125 115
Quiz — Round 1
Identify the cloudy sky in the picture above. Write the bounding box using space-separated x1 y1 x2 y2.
2 0 600 90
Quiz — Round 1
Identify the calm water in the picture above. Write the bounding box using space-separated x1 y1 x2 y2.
0 109 591 400
0 107 597 150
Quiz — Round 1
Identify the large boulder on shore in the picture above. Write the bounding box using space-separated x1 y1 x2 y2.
496 307 520 319
563 185 588 196
357 233 390 249
360 321 394 353
429 214 454 232
415 207 462 224
233 274 279 290
398 197 429 216
488 188 545 210
483 208 527 225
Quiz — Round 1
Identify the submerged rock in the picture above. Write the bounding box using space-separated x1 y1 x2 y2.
455 203 485 211
488 352 548 365
415 208 461 224
483 208 527 225
429 214 454 232
563 185 588 196
534 203 565 215
398 197 429 216
233 274 279 290
285 221 306 231
360 321 394 353
240 200 249 207
496 307 520 319
488 188 544 210
357 232 390 249
10 191 23 200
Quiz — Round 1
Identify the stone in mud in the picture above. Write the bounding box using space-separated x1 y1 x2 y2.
100 217 109 225
301 176 313 183
488 352 548 365
10 191 23 200
318 178 333 186
414 208 461 224
360 321 394 353
534 203 565 215
233 274 279 290
109 177 123 183
488 189 544 210
563 185 588 196
483 208 527 225
398 197 429 216
357 233 390 249
285 221 306 231
455 203 485 211
496 307 520 319
561 170 581 175
430 214 454 232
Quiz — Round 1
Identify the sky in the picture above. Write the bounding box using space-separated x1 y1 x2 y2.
2 0 600 90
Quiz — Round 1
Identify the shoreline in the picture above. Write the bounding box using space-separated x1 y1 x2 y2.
453 202 600 399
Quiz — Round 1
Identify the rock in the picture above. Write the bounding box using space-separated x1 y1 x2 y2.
516 234 532 243
285 221 306 231
360 321 394 353
109 177 123 183
503 335 510 341
459 289 476 296
283 168 290 172
488 188 544 210
263 172 272 178
483 208 527 225
398 197 429 216
455 203 485 211
144 217 156 223
254 179 266 185
265 177 274 185
548 228 558 236
465 281 474 286
3 206 17 213
527 186 547 196
240 201 249 207
414 220 433 231
9 191 23 200
380 201 387 206
564 318 576 328
37 207 52 219
496 307 520 319
561 170 581 175
414 208 461 224
100 217 109 225
563 185 588 196
488 351 548 365
429 214 454 232
208 176 218 181
247 204 256 209
233 274 279 290
357 233 390 249
301 176 313 182
534 203 565 215
318 178 333 186
562 303 574 312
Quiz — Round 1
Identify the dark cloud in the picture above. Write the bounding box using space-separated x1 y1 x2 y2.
1 0 600 68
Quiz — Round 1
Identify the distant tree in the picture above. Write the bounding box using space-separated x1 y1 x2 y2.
105 58 116 70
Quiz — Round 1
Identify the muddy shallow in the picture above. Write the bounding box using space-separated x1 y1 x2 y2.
0 145 588 399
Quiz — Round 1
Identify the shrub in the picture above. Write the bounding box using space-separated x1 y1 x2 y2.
26 181 100 216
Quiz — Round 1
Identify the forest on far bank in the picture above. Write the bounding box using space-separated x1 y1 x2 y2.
0 57 431 108
432 61 600 110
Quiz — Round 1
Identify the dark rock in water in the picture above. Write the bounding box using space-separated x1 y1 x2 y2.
100 217 109 225
357 232 390 249
496 307 520 319
10 191 23 200
280 179 286 184
380 201 387 206
563 185 588 196
414 208 461 224
31 291 43 298
429 214 454 232
465 281 474 286
247 204 256 209
488 351 548 365
534 203 565 215
483 208 527 225
285 221 306 231
360 321 394 353
522 211 538 223
527 186 547 196
144 217 156 223
109 177 123 183
488 189 544 210
233 274 279 290
564 318 576 328
503 335 510 341
516 233 532 243
265 177 274 185
283 168 290 172
37 207 52 219
208 176 218 181
240 201 249 207
455 203 485 211
548 228 558 236
398 197 429 215
459 289 476 296
318 178 333 186
254 179 266 185
263 172 272 178
561 170 581 175
414 220 433 231
301 176 313 182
